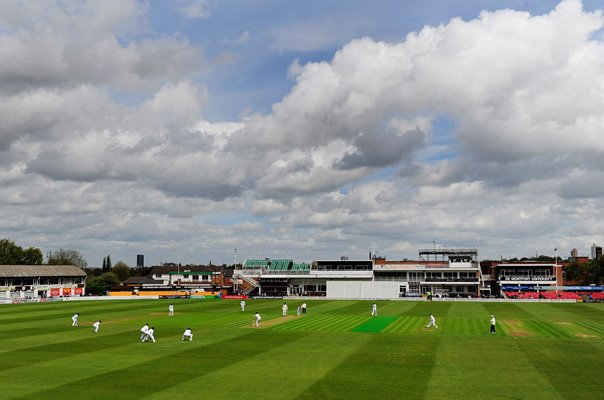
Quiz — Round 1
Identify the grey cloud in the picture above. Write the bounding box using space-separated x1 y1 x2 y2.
155 180 243 201
337 127 425 170
557 171 604 199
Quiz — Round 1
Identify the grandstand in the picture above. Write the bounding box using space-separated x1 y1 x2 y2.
291 263 310 272
235 253 604 300
243 259 270 270
501 289 604 301
268 259 292 271
108 290 189 297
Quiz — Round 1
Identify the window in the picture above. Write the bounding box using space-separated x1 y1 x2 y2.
192 275 199 281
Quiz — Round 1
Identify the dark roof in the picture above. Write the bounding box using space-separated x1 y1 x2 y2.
0 265 87 278
123 276 163 285
149 264 223 275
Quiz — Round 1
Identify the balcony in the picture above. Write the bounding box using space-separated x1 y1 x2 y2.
499 275 556 282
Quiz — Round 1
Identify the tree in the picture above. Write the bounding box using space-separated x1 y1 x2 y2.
0 239 43 264
106 254 112 271
111 261 133 282
563 258 604 285
48 248 87 269
563 260 584 283
21 247 43 265
86 272 121 295
102 256 107 272
587 256 604 285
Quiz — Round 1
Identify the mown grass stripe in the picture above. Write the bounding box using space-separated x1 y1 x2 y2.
576 321 604 336
1 299 602 400
518 338 604 397
381 316 424 334
352 316 396 333
14 331 305 400
525 320 575 339
297 334 440 399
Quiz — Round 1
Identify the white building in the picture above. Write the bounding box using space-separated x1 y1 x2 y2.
0 265 87 299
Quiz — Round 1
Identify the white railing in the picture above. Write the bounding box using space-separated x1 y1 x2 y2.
237 271 259 295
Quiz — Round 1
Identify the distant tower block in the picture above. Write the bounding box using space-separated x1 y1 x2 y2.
137 254 144 268
591 244 602 260
571 248 578 260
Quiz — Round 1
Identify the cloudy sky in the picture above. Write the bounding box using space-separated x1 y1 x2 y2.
1 0 603 267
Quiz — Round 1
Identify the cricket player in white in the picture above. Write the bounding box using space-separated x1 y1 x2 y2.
168 304 174 316
371 303 377 316
140 323 149 340
143 327 156 342
240 300 246 312
426 314 438 329
93 320 101 332
301 303 307 315
254 312 261 327
490 315 496 334
182 328 193 341
72 313 79 326
282 302 288 316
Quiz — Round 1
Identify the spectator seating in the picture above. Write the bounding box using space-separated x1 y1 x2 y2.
244 259 269 269
291 263 310 271
268 259 292 271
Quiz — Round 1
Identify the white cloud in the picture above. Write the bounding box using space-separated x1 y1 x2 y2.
175 0 214 19
2 0 604 265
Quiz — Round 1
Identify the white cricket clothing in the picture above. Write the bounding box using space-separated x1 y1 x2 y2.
140 324 149 340
72 314 78 326
143 328 156 342
240 300 246 311
426 315 438 329
282 303 288 316
168 304 174 316
93 321 100 332
255 313 261 327
182 329 193 341
371 304 377 316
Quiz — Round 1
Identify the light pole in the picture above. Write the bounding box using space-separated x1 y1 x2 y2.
234 248 238 294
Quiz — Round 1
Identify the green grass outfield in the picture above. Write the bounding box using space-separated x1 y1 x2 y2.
1 299 603 400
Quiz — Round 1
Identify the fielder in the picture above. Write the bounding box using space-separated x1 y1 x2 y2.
371 303 377 316
182 328 193 341
71 313 79 326
140 323 149 340
490 315 496 334
301 303 307 315
282 302 288 316
168 304 174 316
93 320 101 333
143 326 156 342
426 314 438 329
240 300 246 312
254 312 261 327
